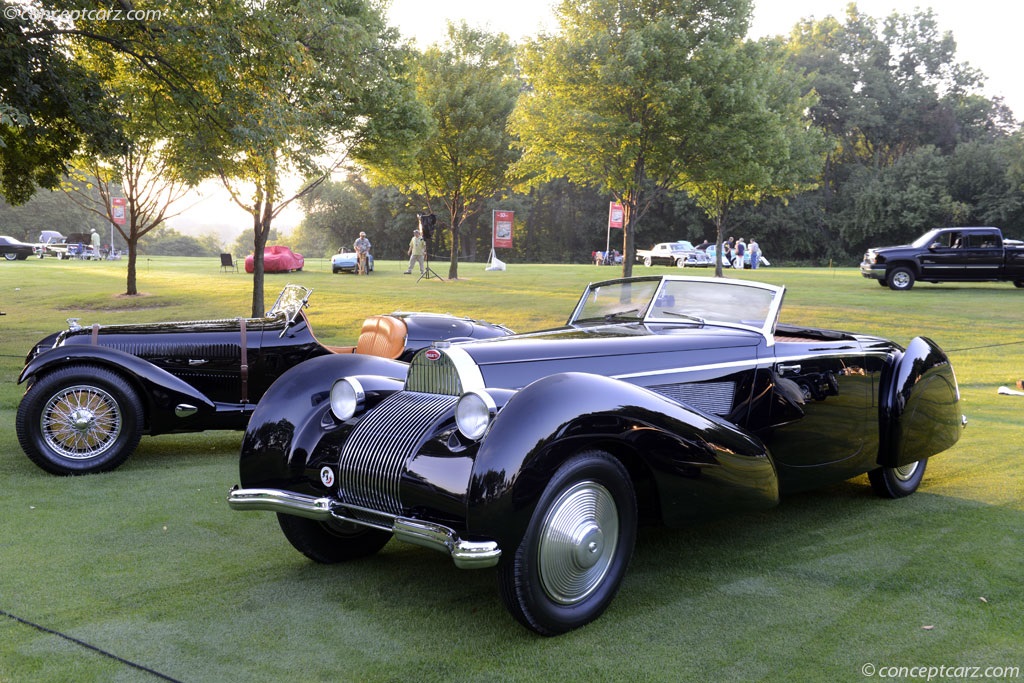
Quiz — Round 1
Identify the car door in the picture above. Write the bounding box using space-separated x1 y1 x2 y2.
765 336 879 493
962 230 1004 279
919 230 966 279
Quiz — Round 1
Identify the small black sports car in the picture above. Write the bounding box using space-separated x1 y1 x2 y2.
17 285 512 475
228 276 965 635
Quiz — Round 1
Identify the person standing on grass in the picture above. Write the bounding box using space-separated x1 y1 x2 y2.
405 228 426 275
353 231 371 275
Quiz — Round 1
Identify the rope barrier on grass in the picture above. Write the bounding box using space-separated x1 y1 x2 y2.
946 338 1024 353
1 608 182 682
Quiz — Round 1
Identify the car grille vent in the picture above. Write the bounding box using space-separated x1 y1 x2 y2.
105 342 240 360
649 381 735 416
338 392 459 515
406 352 464 396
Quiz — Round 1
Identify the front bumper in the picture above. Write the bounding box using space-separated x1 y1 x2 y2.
860 262 886 279
227 487 501 569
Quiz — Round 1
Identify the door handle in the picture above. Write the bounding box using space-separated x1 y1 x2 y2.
777 364 801 375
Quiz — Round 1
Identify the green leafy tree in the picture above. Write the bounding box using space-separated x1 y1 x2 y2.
163 0 422 314
679 38 827 275
512 0 752 277
0 11 120 204
365 22 520 280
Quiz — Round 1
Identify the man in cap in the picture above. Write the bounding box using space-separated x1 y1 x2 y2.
353 231 371 275
404 227 426 275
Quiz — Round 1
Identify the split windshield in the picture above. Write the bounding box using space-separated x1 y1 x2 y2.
571 277 782 335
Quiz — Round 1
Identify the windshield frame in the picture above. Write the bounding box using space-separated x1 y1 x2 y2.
568 275 785 342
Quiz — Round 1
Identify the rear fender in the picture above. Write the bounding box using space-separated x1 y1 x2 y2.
466 372 778 550
879 337 964 467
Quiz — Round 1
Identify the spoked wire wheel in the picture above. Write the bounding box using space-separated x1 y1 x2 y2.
41 384 123 460
17 366 143 475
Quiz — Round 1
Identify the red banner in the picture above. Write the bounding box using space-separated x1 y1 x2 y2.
111 197 127 225
492 210 514 249
608 202 624 229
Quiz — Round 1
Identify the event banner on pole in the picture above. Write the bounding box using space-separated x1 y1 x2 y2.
492 210 514 248
608 202 624 229
111 197 127 225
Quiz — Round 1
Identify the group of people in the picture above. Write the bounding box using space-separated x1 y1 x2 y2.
346 226 429 276
704 236 761 269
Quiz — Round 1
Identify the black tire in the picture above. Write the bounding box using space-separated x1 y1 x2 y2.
1013 280 1023 288
332 267 340 274
877 278 888 287
675 258 686 268
3 252 16 261
868 459 927 498
498 450 637 636
887 267 915 290
16 365 144 475
643 256 652 267
277 513 392 563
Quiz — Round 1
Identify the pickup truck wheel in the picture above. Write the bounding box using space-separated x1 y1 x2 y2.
868 459 927 498
1014 280 1023 288
498 450 636 635
877 279 888 287
16 366 144 475
277 513 391 563
888 267 915 290
643 256 652 267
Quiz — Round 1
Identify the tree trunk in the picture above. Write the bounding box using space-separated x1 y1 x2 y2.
250 206 269 317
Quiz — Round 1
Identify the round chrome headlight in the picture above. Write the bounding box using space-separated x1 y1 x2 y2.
455 390 497 441
330 377 365 421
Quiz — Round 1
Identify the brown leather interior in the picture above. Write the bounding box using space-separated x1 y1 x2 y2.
329 315 408 359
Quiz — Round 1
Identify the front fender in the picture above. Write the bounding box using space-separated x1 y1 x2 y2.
19 346 217 432
466 372 778 551
238 354 407 490
879 337 964 467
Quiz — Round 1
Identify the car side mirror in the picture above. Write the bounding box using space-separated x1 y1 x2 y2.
929 242 942 250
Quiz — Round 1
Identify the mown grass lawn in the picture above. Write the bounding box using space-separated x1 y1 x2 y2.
1 256 1021 682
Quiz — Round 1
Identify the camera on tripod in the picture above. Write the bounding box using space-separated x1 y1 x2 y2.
416 212 436 241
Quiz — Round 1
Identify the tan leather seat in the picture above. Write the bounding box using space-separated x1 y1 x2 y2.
354 315 408 359
326 315 408 359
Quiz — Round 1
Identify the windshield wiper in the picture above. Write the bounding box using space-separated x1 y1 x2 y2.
661 311 705 324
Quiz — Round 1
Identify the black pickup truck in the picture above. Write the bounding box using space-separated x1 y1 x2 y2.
861 227 1024 290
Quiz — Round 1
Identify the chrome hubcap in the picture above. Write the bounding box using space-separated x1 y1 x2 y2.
41 385 122 460
538 481 618 605
893 461 919 482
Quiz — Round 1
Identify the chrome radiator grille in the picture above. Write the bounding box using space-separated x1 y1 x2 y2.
338 392 458 515
406 352 463 395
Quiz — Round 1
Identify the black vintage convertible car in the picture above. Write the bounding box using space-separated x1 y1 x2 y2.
16 285 512 475
227 275 965 635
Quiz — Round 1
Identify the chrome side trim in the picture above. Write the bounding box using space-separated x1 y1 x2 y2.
227 487 501 569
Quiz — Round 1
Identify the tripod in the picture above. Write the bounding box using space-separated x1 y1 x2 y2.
417 250 444 282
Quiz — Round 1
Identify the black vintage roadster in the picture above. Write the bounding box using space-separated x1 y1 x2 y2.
227 276 965 635
16 285 512 475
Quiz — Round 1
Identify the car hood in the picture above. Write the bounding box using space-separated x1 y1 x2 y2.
867 244 913 254
454 323 764 389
